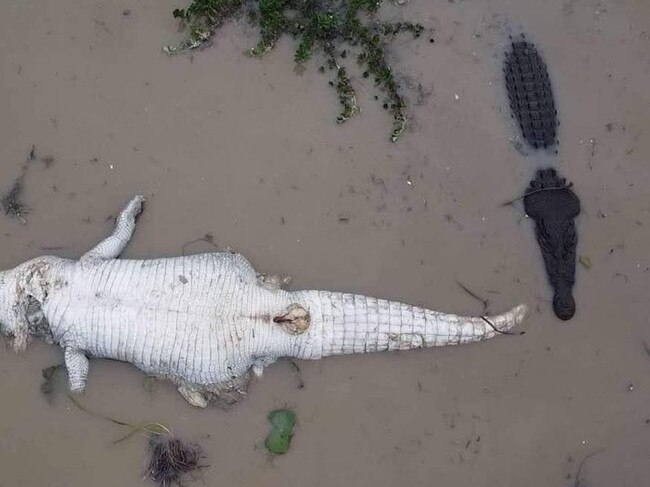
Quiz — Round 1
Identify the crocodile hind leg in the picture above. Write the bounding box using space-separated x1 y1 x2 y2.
81 195 145 261
209 372 252 409
178 374 252 409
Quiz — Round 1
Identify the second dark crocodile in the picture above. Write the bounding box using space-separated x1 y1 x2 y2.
504 38 558 150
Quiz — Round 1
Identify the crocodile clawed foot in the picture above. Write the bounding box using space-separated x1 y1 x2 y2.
273 303 310 334
178 384 208 408
210 373 251 410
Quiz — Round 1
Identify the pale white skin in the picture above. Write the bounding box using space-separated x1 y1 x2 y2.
0 196 528 408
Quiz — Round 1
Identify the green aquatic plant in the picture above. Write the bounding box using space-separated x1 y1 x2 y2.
164 0 430 142
264 408 296 454
166 0 245 53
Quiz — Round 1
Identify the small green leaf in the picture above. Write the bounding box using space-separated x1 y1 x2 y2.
264 409 296 454
265 429 291 454
579 256 592 269
268 408 296 429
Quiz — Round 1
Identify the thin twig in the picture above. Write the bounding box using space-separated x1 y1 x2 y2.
181 234 219 256
480 316 524 336
456 281 489 314
501 183 574 207
573 448 605 487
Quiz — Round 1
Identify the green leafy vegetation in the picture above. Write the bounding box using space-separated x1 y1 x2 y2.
164 0 430 142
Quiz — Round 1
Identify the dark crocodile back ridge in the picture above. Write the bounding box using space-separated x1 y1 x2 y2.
504 40 558 149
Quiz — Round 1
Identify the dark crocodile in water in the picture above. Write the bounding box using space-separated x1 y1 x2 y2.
504 38 558 150
524 168 580 320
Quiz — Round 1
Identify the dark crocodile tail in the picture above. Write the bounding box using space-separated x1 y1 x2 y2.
504 38 558 150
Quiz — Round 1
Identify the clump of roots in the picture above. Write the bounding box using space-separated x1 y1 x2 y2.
2 166 29 224
55 383 206 487
164 0 429 142
146 436 205 487
40 364 64 404
2 145 49 225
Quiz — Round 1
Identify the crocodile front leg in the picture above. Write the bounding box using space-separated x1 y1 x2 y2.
65 347 90 393
81 195 145 261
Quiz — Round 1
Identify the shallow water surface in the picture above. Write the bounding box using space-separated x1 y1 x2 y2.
1 0 649 486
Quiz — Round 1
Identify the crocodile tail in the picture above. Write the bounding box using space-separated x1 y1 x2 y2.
291 290 527 359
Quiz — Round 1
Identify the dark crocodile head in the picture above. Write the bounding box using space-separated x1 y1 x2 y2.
524 168 581 321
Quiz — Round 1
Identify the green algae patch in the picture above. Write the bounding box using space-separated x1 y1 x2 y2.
164 0 430 142
264 408 297 454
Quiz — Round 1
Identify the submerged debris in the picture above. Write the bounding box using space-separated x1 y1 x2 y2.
333 64 360 124
56 388 206 487
504 35 558 150
146 436 205 487
40 364 65 403
288 359 305 389
2 171 28 224
2 148 32 224
523 168 580 321
265 408 296 454
2 145 53 224
165 0 429 141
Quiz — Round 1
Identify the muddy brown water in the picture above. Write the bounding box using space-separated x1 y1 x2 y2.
1 0 649 486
